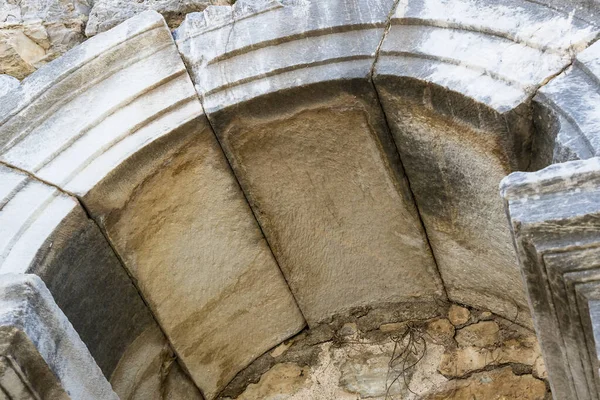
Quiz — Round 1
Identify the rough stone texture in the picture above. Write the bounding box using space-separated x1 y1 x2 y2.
221 308 548 400
0 10 305 399
373 0 599 328
532 39 600 168
0 74 17 98
455 321 501 348
176 0 446 327
448 305 470 326
85 0 229 36
501 157 600 400
110 324 204 400
0 164 156 378
0 0 90 79
0 273 118 399
424 367 547 400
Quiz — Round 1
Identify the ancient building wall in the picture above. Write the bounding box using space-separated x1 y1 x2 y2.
1 0 600 399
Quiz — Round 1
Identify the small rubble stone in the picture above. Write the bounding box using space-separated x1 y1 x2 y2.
424 367 546 400
448 305 470 326
235 363 309 400
338 323 358 337
455 321 500 348
533 356 548 380
439 335 541 377
426 319 455 344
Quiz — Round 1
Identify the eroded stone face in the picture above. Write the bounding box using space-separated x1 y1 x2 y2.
211 87 445 325
95 117 305 399
176 0 445 327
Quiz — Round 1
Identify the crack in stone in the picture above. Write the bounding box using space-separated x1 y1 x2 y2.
368 0 450 301
0 159 186 394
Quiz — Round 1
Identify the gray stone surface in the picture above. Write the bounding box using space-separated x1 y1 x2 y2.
533 40 600 168
0 74 18 98
86 0 229 36
501 157 600 400
0 10 305 399
176 0 447 327
373 0 600 327
0 0 90 79
0 273 118 399
0 164 157 378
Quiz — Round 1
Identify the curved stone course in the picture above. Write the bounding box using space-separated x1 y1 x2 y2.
534 40 600 168
2 0 600 398
0 9 305 400
176 0 447 327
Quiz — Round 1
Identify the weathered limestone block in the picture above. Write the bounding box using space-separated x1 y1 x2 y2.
533 40 600 168
501 157 600 400
373 0 599 326
86 0 229 36
0 0 90 79
0 164 157 380
176 0 446 326
0 273 118 399
0 10 305 398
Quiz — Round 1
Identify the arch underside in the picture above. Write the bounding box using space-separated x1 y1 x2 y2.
0 0 599 398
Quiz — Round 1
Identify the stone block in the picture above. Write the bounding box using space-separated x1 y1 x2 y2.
86 0 229 36
0 10 305 398
373 0 599 326
501 157 600 400
175 0 446 326
533 40 600 167
0 273 118 399
0 164 157 378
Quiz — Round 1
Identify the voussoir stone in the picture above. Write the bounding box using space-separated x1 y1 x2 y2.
373 0 599 327
0 164 158 380
0 0 90 79
532 39 600 168
85 0 230 37
176 0 446 327
0 10 305 399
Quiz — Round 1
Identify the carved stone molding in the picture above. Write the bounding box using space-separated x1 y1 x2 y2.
502 157 600 400
0 273 117 399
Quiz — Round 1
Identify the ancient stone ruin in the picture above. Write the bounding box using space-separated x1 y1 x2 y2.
1 0 600 398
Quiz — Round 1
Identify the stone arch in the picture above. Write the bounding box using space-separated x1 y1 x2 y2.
1 0 600 398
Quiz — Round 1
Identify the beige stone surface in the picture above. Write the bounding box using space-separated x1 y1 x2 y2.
448 305 470 326
455 321 501 348
0 10 304 399
424 367 546 400
100 116 305 399
216 90 445 325
226 309 548 399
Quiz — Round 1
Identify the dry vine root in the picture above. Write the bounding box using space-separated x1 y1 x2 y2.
385 323 427 399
